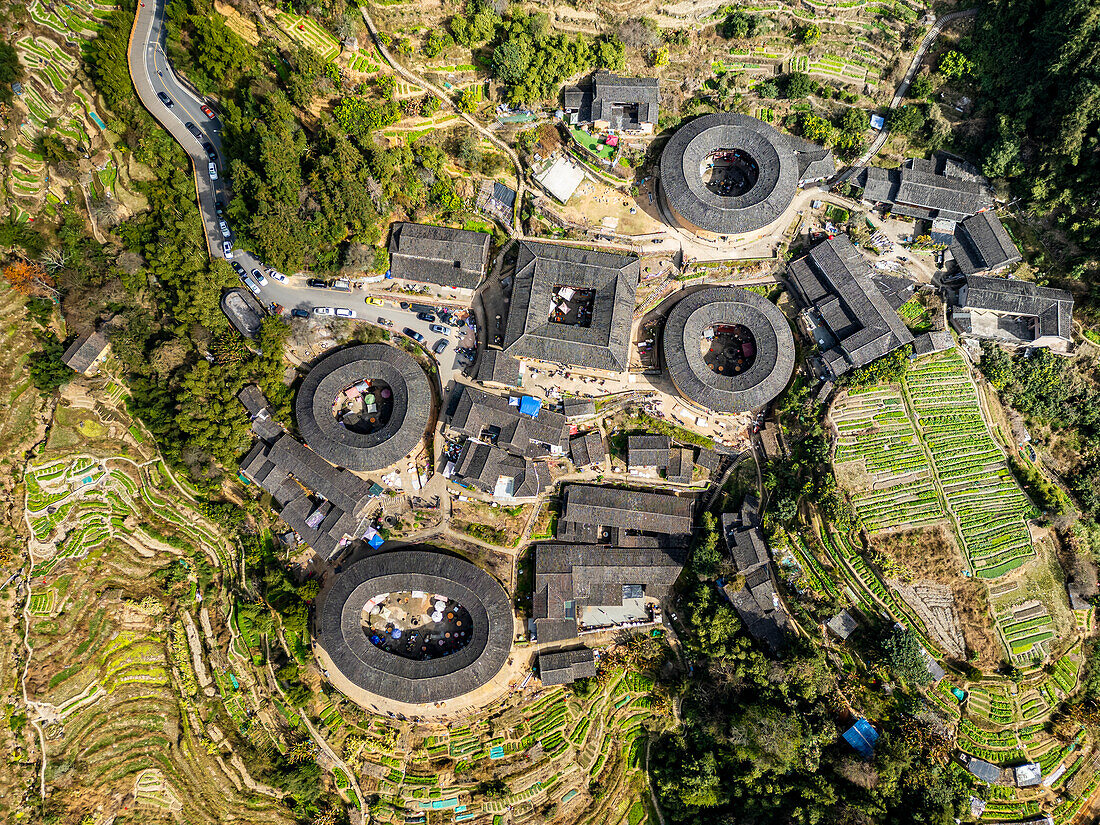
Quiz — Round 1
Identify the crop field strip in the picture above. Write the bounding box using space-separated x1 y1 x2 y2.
831 386 945 531
903 352 1036 578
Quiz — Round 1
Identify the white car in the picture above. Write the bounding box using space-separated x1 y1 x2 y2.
313 306 334 316
251 268 268 286
334 308 357 319
269 269 287 283
242 277 260 295
218 220 231 238
208 161 218 181
222 241 234 259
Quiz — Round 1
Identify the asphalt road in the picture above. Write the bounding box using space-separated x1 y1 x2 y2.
126 0 469 383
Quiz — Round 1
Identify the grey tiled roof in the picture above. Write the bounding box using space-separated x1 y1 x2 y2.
666 447 694 484
562 397 597 418
912 330 955 356
957 275 1073 343
539 647 597 686
662 286 796 412
788 236 914 376
660 113 801 235
503 240 639 372
477 349 521 387
317 551 512 704
387 222 491 290
61 330 109 373
719 495 788 650
967 758 1001 784
295 344 432 472
950 211 1022 275
563 70 660 129
569 431 605 468
627 434 669 469
448 384 569 456
826 609 859 639
454 440 549 499
859 155 993 221
533 542 685 642
557 484 694 541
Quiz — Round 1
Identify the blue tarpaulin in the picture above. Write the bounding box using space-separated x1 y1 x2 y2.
518 396 542 417
368 533 384 549
843 718 879 758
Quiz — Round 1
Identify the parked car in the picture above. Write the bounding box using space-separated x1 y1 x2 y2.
429 323 449 335
222 240 234 259
200 104 216 118
365 296 384 306
185 122 202 138
377 317 393 327
416 311 436 322
291 308 310 318
242 277 260 295
218 220 231 238
214 199 225 217
251 268 268 286
433 339 449 355
208 161 218 181
403 328 425 343
313 307 334 316
399 302 410 310
269 269 287 283
231 261 246 276
307 278 328 289
335 308 357 318
156 91 173 107
203 144 217 162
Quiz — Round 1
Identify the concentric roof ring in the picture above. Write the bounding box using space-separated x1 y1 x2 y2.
294 343 432 472
662 286 795 413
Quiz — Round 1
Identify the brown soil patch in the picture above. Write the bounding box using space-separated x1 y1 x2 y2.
872 525 1000 669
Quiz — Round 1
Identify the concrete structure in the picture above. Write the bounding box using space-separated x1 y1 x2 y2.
533 154 585 203
659 113 833 239
503 240 639 373
387 222 492 296
317 551 512 704
950 275 1073 351
61 330 110 376
662 286 795 412
563 70 659 134
826 609 859 640
295 344 433 472
787 236 914 377
220 288 265 339
949 211 1021 275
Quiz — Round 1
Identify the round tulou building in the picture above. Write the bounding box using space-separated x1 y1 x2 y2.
316 550 513 705
662 286 795 413
659 112 802 239
295 343 432 472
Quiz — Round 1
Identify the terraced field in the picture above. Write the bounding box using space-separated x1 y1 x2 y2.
831 386 945 531
903 352 1036 578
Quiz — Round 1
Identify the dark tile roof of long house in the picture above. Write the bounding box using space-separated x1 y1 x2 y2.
539 647 597 686
912 330 955 356
556 484 694 541
666 447 694 484
387 221 491 290
662 286 796 412
477 349 521 387
454 440 549 499
318 551 512 704
720 496 789 651
956 275 1073 343
295 344 432 472
533 543 685 642
503 240 639 373
562 397 597 418
950 211 1022 275
860 156 993 222
627 434 670 468
564 70 660 129
448 384 569 457
788 236 913 376
61 330 110 373
569 431 605 468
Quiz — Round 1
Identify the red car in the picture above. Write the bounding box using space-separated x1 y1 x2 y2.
200 104 216 119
